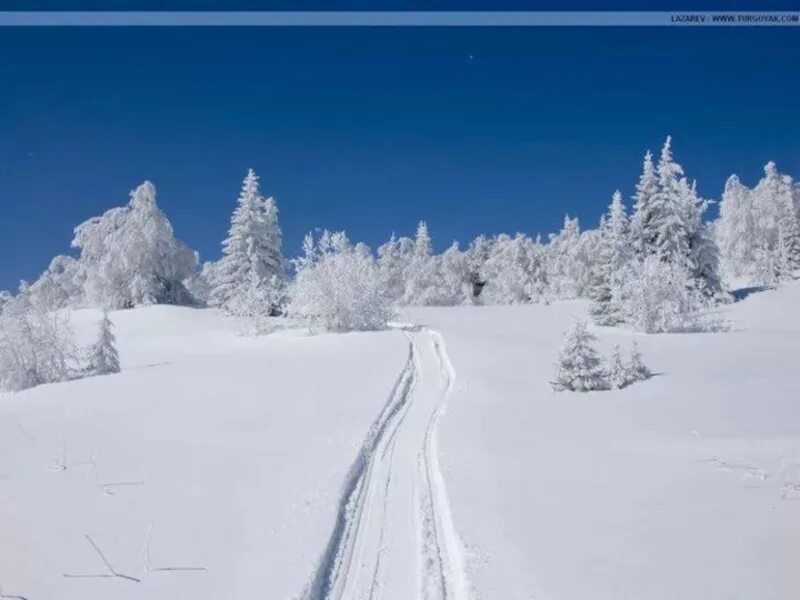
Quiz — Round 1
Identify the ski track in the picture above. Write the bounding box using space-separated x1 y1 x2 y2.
303 328 471 600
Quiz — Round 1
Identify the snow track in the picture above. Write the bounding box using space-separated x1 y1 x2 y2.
304 329 471 600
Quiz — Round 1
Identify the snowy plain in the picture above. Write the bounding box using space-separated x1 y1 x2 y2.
2 283 800 600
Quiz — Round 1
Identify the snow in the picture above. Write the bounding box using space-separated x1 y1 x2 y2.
0 306 409 599
404 282 800 600
4 284 800 599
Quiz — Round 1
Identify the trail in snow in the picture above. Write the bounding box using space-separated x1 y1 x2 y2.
303 329 471 600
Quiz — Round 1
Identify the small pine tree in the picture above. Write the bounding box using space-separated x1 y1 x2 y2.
551 321 608 392
626 342 651 382
606 344 628 389
88 311 120 375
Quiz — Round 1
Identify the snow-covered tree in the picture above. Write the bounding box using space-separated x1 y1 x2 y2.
630 150 660 256
87 311 120 376
402 222 440 305
0 305 79 392
551 320 607 392
482 234 538 304
377 234 413 304
72 181 197 309
613 255 721 333
227 271 286 334
546 216 593 299
465 234 492 302
716 174 755 283
606 344 628 389
27 255 84 310
716 162 800 286
288 231 393 332
590 191 631 325
437 242 471 305
626 342 651 382
651 136 691 267
210 169 285 311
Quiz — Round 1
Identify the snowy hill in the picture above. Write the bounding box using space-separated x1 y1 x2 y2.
3 285 800 599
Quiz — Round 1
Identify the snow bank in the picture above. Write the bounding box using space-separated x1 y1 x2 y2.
405 283 800 600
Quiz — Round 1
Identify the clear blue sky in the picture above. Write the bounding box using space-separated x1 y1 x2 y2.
1 21 799 290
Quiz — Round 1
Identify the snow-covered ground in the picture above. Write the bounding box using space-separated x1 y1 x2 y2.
3 284 800 599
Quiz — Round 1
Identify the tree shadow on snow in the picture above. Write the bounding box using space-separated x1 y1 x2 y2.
730 285 773 302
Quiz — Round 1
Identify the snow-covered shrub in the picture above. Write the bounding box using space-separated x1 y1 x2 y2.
72 181 197 309
288 231 393 332
551 321 608 392
86 311 120 376
626 342 651 382
0 306 79 392
605 342 652 390
614 256 724 334
227 271 286 335
209 169 285 311
606 345 628 389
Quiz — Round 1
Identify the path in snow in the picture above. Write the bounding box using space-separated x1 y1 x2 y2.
303 329 471 600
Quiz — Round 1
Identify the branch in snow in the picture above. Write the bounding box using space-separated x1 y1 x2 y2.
62 534 141 583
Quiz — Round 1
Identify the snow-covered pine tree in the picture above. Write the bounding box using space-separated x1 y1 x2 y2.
716 174 756 284
651 136 691 267
590 190 630 325
402 221 440 305
551 320 608 392
606 344 628 389
88 311 120 375
465 234 492 301
210 169 284 310
377 234 413 304
437 242 471 305
481 234 537 304
630 150 660 256
626 342 651 382
679 178 722 296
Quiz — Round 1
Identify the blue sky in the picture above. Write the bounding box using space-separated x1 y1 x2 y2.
1 24 799 290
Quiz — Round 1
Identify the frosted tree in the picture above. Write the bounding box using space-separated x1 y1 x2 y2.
27 255 84 310
227 270 285 334
210 169 285 311
288 231 393 332
437 242 471 305
679 178 722 296
613 255 721 333
590 191 631 325
717 162 800 286
630 150 660 256
551 320 607 392
546 216 592 299
87 311 120 376
465 234 492 302
72 181 197 309
377 234 413 304
626 342 651 382
716 175 756 283
481 234 538 304
651 136 691 267
0 305 79 392
402 222 440 305
606 344 628 389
